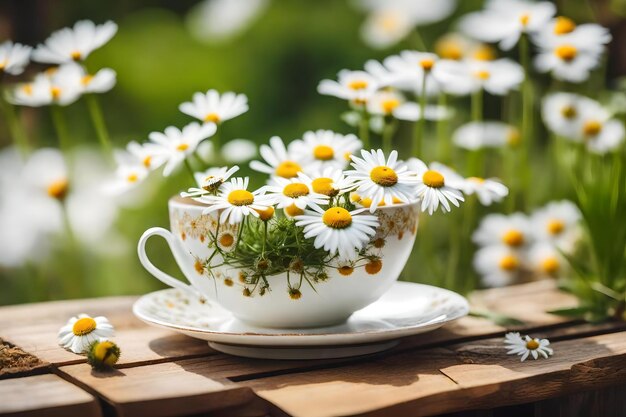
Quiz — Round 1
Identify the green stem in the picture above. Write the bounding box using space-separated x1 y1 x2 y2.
381 116 397 154
50 106 72 154
436 93 450 164
519 34 532 211
469 89 484 176
0 87 30 156
413 28 427 51
359 108 370 149
85 94 113 158
183 158 196 184
212 126 222 164
413 75 428 158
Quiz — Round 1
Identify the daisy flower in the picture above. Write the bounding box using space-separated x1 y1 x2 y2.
407 159 464 215
290 130 362 172
264 177 329 212
250 136 302 180
9 64 84 107
504 332 553 362
22 147 69 202
317 70 380 105
474 245 523 287
453 121 520 150
58 314 115 354
0 41 32 75
221 139 257 163
575 102 625 154
533 17 611 56
433 58 524 96
458 0 556 51
76 66 117 94
193 177 270 224
534 40 603 83
382 51 441 96
530 200 581 252
541 93 601 139
346 149 418 212
462 177 509 206
32 20 118 64
473 213 532 249
186 0 269 43
298 167 356 198
148 122 217 176
105 148 151 195
183 165 240 197
434 33 497 62
390 103 453 122
179 89 248 124
528 242 564 279
295 205 379 260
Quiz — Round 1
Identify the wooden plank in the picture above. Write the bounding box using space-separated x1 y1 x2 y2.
242 331 626 417
58 360 257 417
0 374 101 417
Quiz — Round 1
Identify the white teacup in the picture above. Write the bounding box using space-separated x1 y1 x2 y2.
138 197 419 328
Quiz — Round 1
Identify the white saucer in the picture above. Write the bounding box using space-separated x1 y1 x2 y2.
133 282 469 359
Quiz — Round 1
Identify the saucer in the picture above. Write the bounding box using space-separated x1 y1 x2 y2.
132 281 469 359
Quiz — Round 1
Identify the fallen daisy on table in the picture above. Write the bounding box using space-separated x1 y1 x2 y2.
58 314 115 354
504 332 553 362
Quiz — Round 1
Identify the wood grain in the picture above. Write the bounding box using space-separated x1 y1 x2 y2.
0 374 101 417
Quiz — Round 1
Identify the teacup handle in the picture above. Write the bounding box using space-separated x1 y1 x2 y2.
137 227 199 296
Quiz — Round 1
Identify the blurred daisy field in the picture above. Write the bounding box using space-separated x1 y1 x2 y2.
1 0 626 322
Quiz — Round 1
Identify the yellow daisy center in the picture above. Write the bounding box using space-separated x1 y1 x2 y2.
525 339 540 350
435 40 463 60
583 120 602 136
370 166 398 187
22 84 33 96
365 259 383 274
312 177 338 196
381 98 401 114
47 179 69 200
255 206 275 221
502 229 525 247
519 13 530 26
176 143 189 152
50 86 62 99
554 16 576 35
348 80 368 90
475 70 490 80
127 173 138 183
72 317 97 336
379 12 400 32
275 161 302 178
420 58 435 71
423 170 445 188
81 75 93 86
473 45 496 61
283 183 310 198
541 257 560 275
194 259 205 274
561 105 577 119
0 60 5 70
227 189 254 206
142 156 152 168
547 219 565 235
338 265 354 276
344 151 352 161
554 44 577 61
313 145 334 161
322 207 352 229
467 176 485 184
499 254 519 271
219 233 235 247
93 340 119 365
284 203 304 217
204 112 220 123
71 50 82 60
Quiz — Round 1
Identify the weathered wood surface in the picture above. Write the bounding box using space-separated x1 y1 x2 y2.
1 280 625 417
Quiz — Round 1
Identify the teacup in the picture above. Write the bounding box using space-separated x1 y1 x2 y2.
138 197 419 328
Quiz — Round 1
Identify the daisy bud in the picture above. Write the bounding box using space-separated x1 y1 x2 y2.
87 339 121 371
288 288 302 300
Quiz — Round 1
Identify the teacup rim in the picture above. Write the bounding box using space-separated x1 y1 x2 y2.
168 195 421 211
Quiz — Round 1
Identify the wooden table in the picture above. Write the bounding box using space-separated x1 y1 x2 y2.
1 280 626 417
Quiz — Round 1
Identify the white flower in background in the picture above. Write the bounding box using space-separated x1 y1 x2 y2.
462 177 509 206
22 148 69 201
295 205 379 260
453 121 520 150
408 159 464 214
318 70 379 104
528 242 564 278
290 130 362 172
433 58 524 96
473 213 532 249
354 0 457 49
125 141 168 172
459 0 556 50
382 51 441 96
250 136 302 180
221 139 257 163
474 245 522 287
32 20 118 64
346 149 418 212
534 17 611 56
179 89 248 124
193 177 270 224
434 33 497 62
148 122 217 176
58 314 114 354
298 167 356 198
530 200 581 252
8 64 85 107
504 332 553 361
186 0 269 43
575 100 625 154
534 40 603 83
105 148 151 195
541 93 602 139
264 177 329 212
76 65 117 94
391 103 453 122
0 41 32 75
